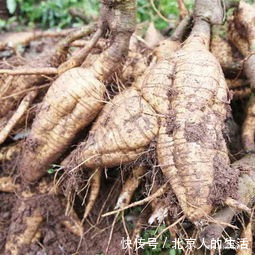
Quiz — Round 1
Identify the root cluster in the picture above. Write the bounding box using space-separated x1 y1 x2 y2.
0 0 255 254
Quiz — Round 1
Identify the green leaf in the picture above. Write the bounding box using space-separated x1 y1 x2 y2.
7 0 17 14
47 168 55 174
169 249 176 255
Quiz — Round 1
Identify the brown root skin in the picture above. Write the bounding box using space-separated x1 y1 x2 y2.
194 0 225 25
19 0 136 184
20 68 106 183
210 33 242 76
230 2 255 151
57 28 102 74
157 14 231 222
199 153 255 245
60 16 189 220
232 86 251 100
233 1 255 50
68 87 158 170
236 220 253 255
115 166 146 210
83 168 102 221
4 178 83 255
0 29 75 51
226 78 252 100
0 142 22 163
132 206 152 242
0 91 37 145
5 204 43 255
234 1 255 88
0 177 20 193
0 24 95 120
228 20 249 57
199 206 236 246
177 0 188 20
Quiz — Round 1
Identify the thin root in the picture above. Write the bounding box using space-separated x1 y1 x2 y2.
102 182 169 217
58 28 103 74
83 168 102 221
225 197 252 214
0 91 38 144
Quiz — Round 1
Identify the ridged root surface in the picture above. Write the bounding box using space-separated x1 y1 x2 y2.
19 0 136 183
71 87 159 169
20 68 105 182
157 19 231 222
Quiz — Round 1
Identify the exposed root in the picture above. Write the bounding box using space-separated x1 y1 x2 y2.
211 32 242 76
58 28 103 74
229 2 255 152
3 178 84 254
155 215 185 240
0 91 37 144
102 182 169 217
0 142 22 162
83 168 102 221
0 28 75 51
19 0 136 183
0 24 95 121
132 207 151 242
0 67 58 75
232 86 251 100
228 20 249 57
236 213 253 255
0 177 20 193
62 206 84 237
115 166 146 210
199 152 255 245
225 197 251 214
242 95 255 152
4 201 43 255
178 0 188 19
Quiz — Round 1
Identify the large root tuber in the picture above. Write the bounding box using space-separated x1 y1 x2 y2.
0 24 96 119
157 0 232 222
62 15 189 221
211 29 242 77
228 1 255 152
19 0 136 183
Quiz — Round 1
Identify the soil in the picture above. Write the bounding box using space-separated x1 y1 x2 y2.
0 174 127 255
